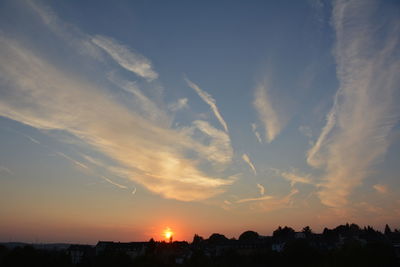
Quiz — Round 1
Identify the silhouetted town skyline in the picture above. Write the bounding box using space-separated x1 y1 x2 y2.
1 223 399 266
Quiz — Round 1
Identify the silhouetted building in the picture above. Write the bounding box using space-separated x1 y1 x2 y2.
95 241 147 259
67 244 94 264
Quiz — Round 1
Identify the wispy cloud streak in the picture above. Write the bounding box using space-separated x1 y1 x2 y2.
26 1 102 59
307 0 400 207
373 184 388 194
0 35 234 201
185 78 229 132
101 176 128 189
55 152 89 170
236 188 298 212
253 83 282 142
280 170 314 187
257 183 265 195
131 187 137 195
168 98 188 112
242 153 257 175
192 120 233 165
5 127 41 145
107 73 168 124
92 35 158 81
236 195 272 203
251 123 262 143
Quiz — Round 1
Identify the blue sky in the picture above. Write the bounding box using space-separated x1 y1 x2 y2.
0 0 399 243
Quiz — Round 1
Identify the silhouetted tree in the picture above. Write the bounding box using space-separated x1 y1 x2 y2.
349 223 361 233
146 238 156 254
384 224 392 235
208 233 229 244
2 222 399 267
273 226 295 240
322 227 329 235
239 231 259 242
192 234 204 245
302 226 312 236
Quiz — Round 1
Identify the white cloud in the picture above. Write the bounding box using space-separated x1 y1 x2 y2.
256 183 265 195
185 78 229 132
55 152 89 170
307 98 338 168
251 123 262 143
168 98 189 112
107 72 168 124
0 35 234 201
81 154 104 167
242 153 257 175
307 0 400 207
26 1 103 60
131 187 137 195
101 175 128 189
6 127 41 145
253 83 282 142
189 120 233 165
236 188 299 213
280 170 314 187
373 184 388 194
92 35 158 81
236 195 273 203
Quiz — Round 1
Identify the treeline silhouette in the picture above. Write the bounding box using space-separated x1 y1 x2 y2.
0 223 399 267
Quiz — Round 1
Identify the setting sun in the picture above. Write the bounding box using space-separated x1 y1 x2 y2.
163 227 173 241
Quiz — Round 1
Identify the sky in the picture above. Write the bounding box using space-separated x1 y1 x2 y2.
0 0 399 244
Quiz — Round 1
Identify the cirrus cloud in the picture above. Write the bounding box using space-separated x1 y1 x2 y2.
0 33 234 201
92 35 158 81
253 82 283 143
308 0 400 207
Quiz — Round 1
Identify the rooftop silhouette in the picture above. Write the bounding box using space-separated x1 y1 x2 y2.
1 223 399 267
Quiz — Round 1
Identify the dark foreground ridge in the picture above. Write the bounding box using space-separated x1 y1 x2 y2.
1 223 399 267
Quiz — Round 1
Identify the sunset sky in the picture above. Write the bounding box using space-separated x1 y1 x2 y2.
0 0 399 244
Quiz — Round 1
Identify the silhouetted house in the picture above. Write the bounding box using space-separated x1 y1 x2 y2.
95 241 147 259
152 241 191 264
294 232 306 239
206 233 272 256
271 242 285 252
394 243 400 259
235 236 271 256
95 241 113 255
386 231 400 259
172 243 192 264
203 233 230 256
307 234 331 251
67 244 94 265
